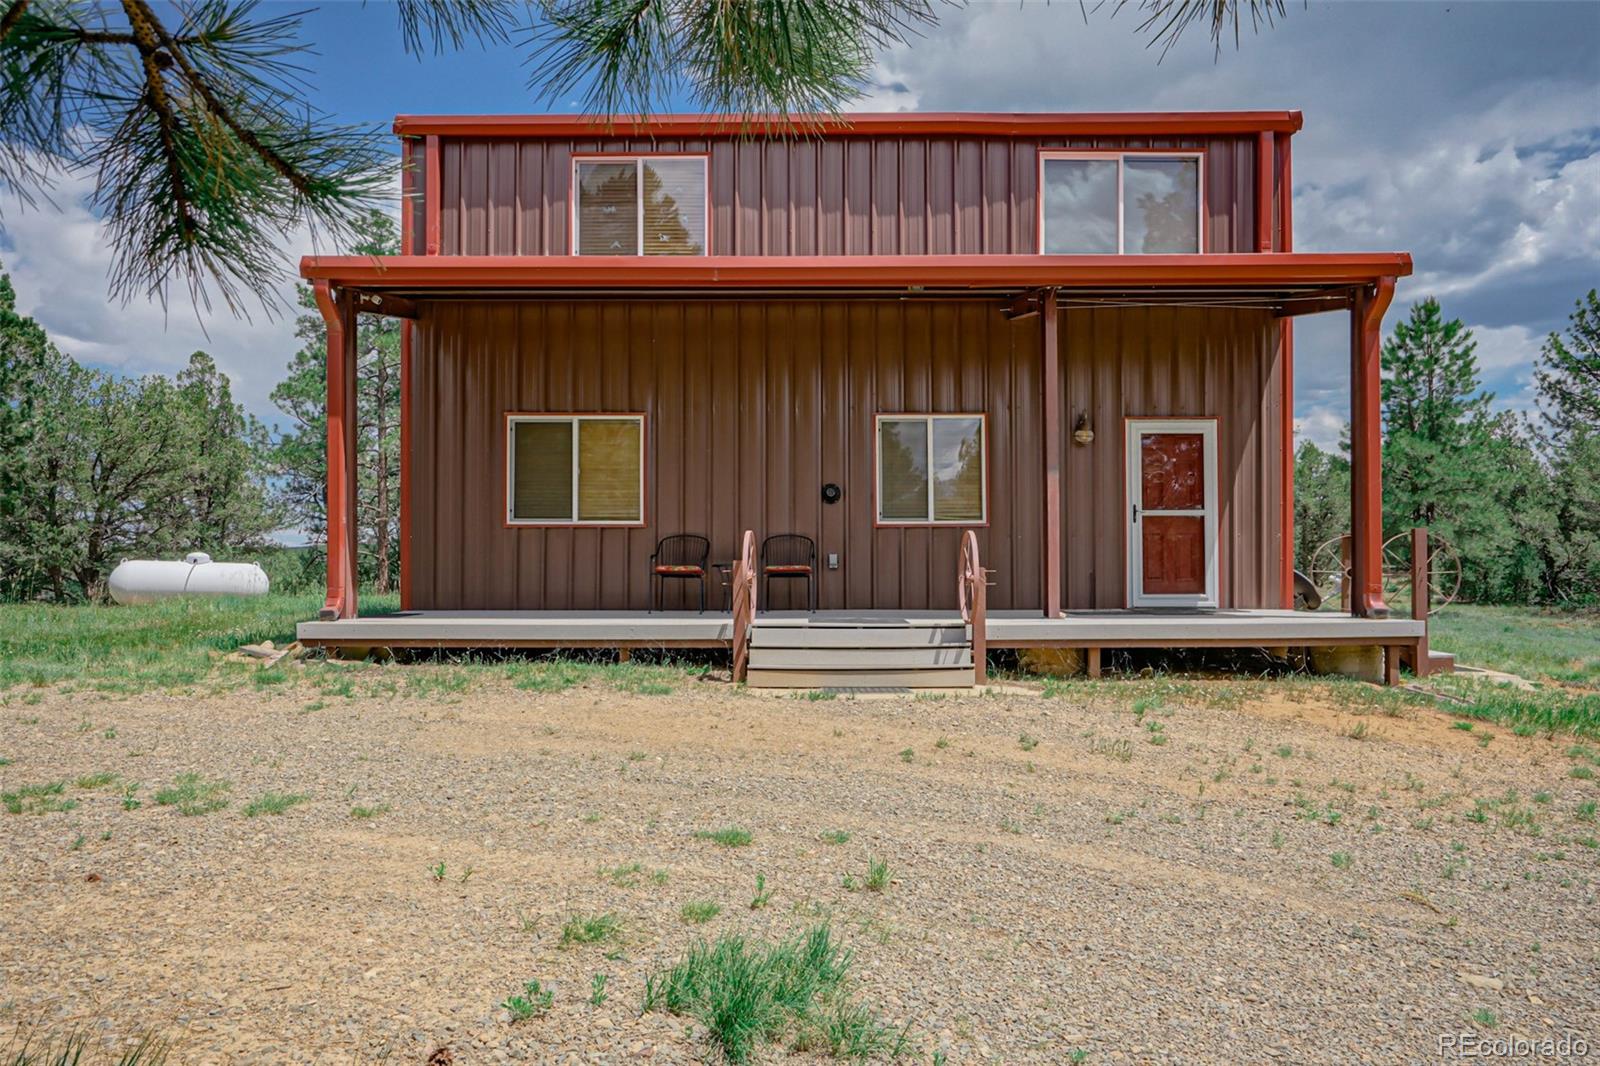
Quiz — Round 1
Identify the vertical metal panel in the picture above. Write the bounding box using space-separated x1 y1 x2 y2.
414 297 1056 612
1057 305 1281 609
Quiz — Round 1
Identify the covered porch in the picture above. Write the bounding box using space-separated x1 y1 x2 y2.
302 251 1411 626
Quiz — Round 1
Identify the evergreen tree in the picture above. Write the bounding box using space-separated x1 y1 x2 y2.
271 210 402 592
1534 291 1600 603
1291 439 1349 576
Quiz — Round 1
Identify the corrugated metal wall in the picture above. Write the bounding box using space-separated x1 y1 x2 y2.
408 298 1281 613
421 134 1263 257
1058 306 1283 609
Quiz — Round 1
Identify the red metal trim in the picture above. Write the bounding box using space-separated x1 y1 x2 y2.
1276 133 1295 607
1350 277 1396 618
400 140 415 610
870 412 990 528
502 412 650 529
393 111 1306 138
301 252 1414 290
314 281 355 621
424 135 441 255
1041 289 1061 617
569 153 712 258
1255 132 1274 253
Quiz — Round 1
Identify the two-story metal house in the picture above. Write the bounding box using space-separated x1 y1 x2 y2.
295 111 1425 686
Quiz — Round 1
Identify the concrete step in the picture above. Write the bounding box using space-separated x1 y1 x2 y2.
749 624 968 649
1427 651 1457 674
746 666 976 689
749 646 973 669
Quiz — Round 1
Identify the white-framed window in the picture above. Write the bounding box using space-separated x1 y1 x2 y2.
875 414 987 525
1039 152 1203 254
506 414 645 525
573 155 708 256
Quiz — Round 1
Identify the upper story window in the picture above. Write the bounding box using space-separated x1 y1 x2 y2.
1039 152 1202 254
574 156 708 256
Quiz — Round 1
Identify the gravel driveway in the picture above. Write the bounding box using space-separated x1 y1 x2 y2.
2 668 1596 1064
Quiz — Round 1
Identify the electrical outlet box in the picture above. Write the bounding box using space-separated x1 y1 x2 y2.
827 553 839 570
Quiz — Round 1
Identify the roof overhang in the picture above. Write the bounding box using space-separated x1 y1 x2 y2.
301 253 1411 318
392 111 1305 139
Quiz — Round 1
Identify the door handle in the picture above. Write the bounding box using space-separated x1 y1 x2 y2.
1132 504 1139 523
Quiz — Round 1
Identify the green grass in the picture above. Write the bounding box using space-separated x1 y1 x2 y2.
153 773 231 816
3 780 78 815
695 825 753 847
559 912 621 947
642 924 904 1064
4 1030 169 1065
818 830 852 845
1429 605 1599 684
681 900 722 924
73 771 118 790
242 791 308 817
501 978 553 1021
1425 673 1600 738
350 803 391 819
0 593 359 693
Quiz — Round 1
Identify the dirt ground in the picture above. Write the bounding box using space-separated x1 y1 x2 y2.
2 668 1597 1064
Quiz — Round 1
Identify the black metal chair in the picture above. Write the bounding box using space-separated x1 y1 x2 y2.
649 534 711 613
760 533 817 613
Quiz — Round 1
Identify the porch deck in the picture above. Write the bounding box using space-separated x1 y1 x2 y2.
296 608 1422 649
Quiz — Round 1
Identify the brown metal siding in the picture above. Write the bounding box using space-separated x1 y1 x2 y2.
1059 306 1283 609
429 135 1265 258
411 298 1042 612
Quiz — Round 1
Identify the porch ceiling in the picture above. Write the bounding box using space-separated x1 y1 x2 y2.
300 253 1412 317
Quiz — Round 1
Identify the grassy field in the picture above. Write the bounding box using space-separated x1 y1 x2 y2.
0 597 1594 737
1429 604 1600 685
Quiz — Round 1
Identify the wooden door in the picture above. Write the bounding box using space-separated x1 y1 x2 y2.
1126 419 1218 607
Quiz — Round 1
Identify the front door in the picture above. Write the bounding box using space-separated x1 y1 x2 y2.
1126 419 1218 608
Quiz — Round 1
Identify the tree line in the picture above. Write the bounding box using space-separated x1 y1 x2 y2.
1295 292 1600 606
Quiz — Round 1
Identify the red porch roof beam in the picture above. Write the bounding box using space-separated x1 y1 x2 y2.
300 252 1412 292
393 111 1305 139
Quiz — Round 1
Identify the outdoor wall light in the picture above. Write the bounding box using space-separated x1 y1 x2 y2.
821 482 842 504
1073 413 1095 445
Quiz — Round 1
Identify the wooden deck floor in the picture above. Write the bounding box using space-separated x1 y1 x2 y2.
297 608 1423 649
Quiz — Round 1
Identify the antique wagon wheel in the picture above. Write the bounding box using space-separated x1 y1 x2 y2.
1379 530 1463 614
958 530 979 622
1307 536 1349 606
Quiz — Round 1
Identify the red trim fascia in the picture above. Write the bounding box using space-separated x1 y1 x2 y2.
301 252 1413 290
393 111 1305 138
503 412 650 529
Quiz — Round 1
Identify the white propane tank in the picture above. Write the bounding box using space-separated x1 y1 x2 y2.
107 552 270 605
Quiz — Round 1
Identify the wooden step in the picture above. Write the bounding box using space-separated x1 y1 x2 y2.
745 666 975 689
1427 651 1456 674
749 646 973 669
749 624 968 649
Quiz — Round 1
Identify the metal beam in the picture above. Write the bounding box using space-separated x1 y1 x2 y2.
1349 276 1396 618
1042 288 1062 618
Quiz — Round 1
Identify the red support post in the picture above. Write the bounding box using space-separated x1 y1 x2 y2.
1256 131 1274 253
399 138 415 611
1276 133 1296 607
315 281 359 621
1349 277 1396 618
1041 288 1062 618
424 134 441 256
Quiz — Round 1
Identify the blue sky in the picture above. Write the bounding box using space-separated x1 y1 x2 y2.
1 0 1596 454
